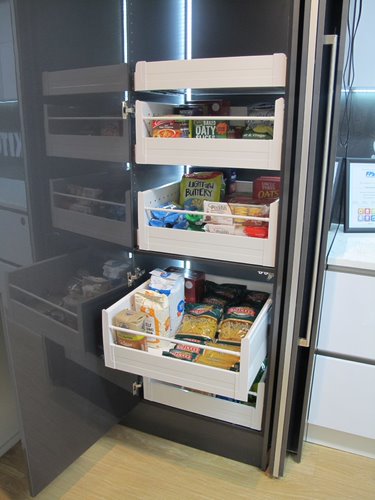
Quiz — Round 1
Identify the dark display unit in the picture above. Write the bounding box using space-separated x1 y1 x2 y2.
2 0 349 495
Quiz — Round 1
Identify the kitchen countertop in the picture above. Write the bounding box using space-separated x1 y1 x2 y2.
327 225 375 273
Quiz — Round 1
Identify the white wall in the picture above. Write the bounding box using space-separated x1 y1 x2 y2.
350 0 375 88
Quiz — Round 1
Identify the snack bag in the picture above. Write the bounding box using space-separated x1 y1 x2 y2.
180 171 224 211
243 102 274 140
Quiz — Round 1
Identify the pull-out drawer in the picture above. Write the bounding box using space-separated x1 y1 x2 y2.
135 54 286 91
102 276 271 402
43 63 129 95
135 99 284 170
143 363 266 431
44 103 130 163
50 172 132 247
138 181 278 267
8 249 133 354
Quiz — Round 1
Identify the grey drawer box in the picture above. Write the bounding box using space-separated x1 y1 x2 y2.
8 249 132 355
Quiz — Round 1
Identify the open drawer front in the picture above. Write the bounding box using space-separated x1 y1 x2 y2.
138 181 278 267
8 249 134 354
102 276 271 402
135 98 284 170
143 362 267 431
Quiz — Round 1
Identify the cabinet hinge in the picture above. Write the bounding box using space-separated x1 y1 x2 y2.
127 267 146 287
122 101 134 119
132 381 143 396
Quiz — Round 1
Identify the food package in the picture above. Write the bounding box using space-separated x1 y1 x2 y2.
253 176 281 201
243 102 274 139
134 289 171 347
113 309 148 351
195 342 240 370
218 305 258 344
165 266 206 304
180 171 224 210
152 119 191 138
149 269 185 333
175 303 222 341
192 119 229 139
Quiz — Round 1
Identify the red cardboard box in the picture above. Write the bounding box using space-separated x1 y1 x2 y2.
165 267 206 304
253 176 281 201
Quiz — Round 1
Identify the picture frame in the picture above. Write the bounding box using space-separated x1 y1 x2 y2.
344 158 375 233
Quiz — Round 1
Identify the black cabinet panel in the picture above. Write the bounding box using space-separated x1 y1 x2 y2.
191 0 291 58
6 320 138 495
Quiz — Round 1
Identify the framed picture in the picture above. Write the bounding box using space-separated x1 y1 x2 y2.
345 158 375 233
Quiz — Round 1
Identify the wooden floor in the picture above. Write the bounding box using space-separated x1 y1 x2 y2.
0 426 374 499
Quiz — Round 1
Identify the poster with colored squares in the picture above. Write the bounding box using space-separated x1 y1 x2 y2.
347 161 375 232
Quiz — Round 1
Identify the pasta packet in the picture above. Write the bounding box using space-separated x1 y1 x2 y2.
175 303 222 341
218 305 258 344
195 342 241 371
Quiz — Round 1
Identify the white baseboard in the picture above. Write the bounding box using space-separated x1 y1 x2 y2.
306 423 375 459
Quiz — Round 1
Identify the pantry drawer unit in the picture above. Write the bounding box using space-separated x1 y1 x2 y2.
50 173 132 247
8 249 133 355
102 277 271 402
143 365 266 431
135 98 284 170
138 181 278 267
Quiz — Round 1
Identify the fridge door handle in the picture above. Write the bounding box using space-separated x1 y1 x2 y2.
298 34 338 348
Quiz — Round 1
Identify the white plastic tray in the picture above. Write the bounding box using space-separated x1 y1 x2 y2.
134 54 286 91
135 98 284 169
102 276 271 402
137 181 278 267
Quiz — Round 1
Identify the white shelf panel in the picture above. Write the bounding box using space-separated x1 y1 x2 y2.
137 181 278 267
135 99 284 169
135 54 287 91
102 277 271 402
